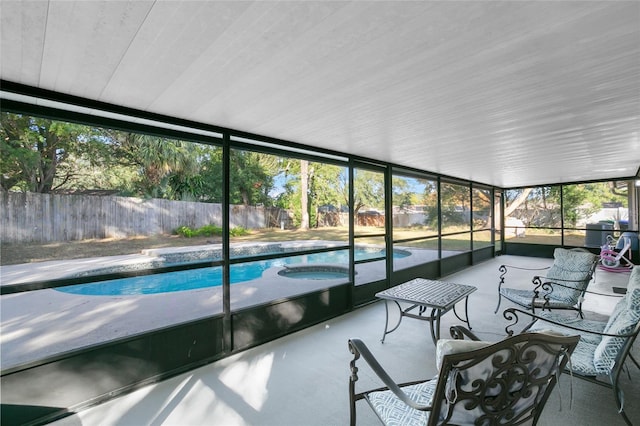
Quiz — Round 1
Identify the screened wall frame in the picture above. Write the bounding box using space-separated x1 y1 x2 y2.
350 160 391 288
501 178 640 257
438 178 473 257
389 168 440 244
0 100 226 296
471 184 495 251
218 133 359 318
1 81 508 426
1 86 504 321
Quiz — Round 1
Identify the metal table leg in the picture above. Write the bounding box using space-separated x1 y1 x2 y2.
381 300 403 343
428 308 440 344
452 296 473 330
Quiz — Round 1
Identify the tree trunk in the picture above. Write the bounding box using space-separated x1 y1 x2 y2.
504 188 532 217
300 159 309 229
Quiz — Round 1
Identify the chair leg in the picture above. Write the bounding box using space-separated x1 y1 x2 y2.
613 375 633 426
349 389 357 426
628 353 640 371
494 292 502 314
620 409 633 426
349 343 360 426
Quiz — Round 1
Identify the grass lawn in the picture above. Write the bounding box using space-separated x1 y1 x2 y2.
1 226 578 266
2 227 377 265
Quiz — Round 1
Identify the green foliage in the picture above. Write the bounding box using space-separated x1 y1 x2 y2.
204 149 280 206
174 224 249 238
0 112 103 192
353 169 385 215
175 224 222 237
506 183 630 228
440 182 470 227
110 132 204 200
175 225 197 238
230 226 249 237
275 159 346 228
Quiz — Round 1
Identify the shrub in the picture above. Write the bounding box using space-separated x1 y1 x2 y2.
230 226 249 237
197 224 222 237
175 224 249 238
175 225 196 238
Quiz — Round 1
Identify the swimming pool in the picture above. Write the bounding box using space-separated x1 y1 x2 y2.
57 248 410 296
278 265 351 280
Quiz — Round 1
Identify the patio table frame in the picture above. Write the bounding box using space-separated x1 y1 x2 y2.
376 278 477 344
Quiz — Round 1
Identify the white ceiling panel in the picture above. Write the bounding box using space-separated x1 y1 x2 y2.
1 0 638 187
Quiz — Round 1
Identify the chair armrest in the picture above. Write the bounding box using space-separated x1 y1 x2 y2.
534 275 592 288
449 325 482 341
348 338 432 411
502 307 638 339
500 264 551 272
497 264 551 292
534 274 622 298
582 288 625 298
531 275 594 305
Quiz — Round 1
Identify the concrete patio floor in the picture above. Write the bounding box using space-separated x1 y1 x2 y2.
43 255 638 426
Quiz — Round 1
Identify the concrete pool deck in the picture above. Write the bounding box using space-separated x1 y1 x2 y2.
0 242 442 370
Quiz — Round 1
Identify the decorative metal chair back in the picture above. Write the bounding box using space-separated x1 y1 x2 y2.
428 332 579 425
348 331 579 426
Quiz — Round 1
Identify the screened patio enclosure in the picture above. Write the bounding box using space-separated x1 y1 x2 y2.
1 84 638 426
1 1 639 425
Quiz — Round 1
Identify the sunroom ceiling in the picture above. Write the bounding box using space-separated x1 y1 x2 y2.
1 1 639 188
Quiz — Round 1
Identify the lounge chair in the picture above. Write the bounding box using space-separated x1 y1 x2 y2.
495 248 599 318
502 265 640 426
348 328 578 425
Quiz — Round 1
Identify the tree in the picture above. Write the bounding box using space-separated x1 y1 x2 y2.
306 162 345 227
276 160 346 228
299 159 310 229
391 177 412 212
352 169 385 216
105 131 202 199
504 188 533 217
227 150 278 206
505 183 629 228
0 112 99 193
562 183 627 226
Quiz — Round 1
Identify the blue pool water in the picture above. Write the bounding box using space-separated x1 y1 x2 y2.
57 248 409 296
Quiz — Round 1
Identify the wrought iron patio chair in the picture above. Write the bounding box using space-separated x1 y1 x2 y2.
348 328 579 425
495 248 599 318
502 266 640 426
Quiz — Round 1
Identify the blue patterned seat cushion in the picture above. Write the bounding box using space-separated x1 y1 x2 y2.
528 313 605 346
528 314 603 375
594 310 638 374
543 248 597 304
367 378 438 426
594 266 640 373
569 340 600 376
499 287 537 308
500 248 596 309
499 287 586 310
527 266 640 376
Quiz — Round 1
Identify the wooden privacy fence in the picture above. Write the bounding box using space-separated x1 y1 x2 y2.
0 192 286 243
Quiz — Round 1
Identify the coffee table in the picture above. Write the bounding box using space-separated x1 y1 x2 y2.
376 278 477 344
